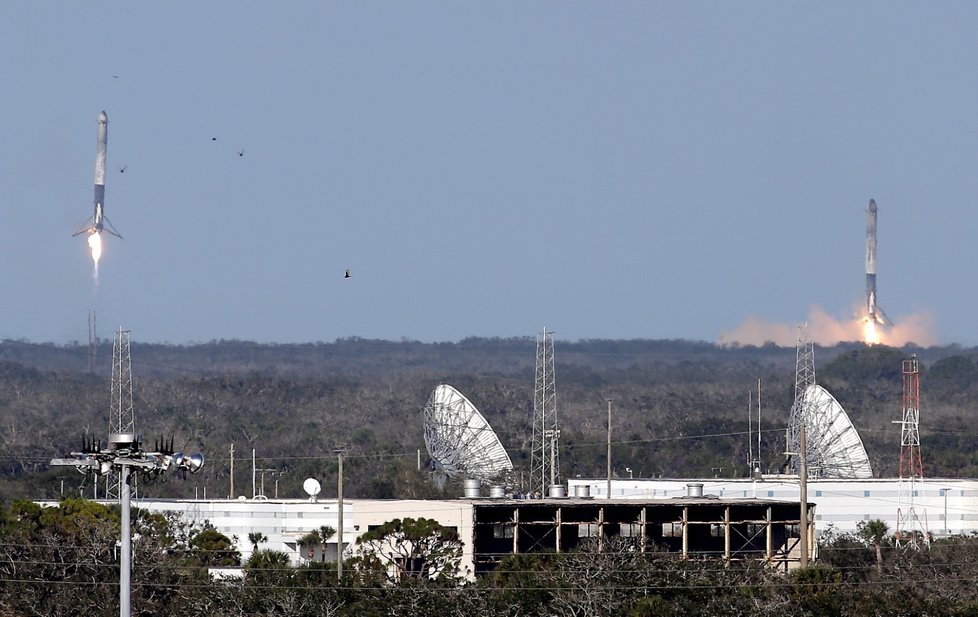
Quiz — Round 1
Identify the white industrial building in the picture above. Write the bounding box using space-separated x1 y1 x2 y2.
122 497 477 567
128 494 808 570
37 475 974 575
137 478 969 559
38 492 811 574
567 477 978 537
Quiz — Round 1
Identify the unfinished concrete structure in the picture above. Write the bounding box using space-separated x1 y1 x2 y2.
470 496 812 574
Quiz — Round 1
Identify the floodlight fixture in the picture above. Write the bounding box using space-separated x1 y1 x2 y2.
187 453 204 474
50 432 204 617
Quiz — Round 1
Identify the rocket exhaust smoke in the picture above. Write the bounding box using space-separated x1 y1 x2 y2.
720 306 936 347
721 199 936 347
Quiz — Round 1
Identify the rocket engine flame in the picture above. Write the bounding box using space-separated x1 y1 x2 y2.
862 317 882 345
88 231 102 266
721 305 937 347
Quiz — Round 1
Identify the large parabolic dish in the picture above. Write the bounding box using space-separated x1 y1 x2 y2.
801 384 874 479
423 384 513 480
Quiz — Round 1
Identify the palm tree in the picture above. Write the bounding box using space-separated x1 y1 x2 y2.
298 526 335 561
860 519 889 573
248 531 267 553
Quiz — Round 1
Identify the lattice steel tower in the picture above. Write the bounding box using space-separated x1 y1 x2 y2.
529 328 559 496
106 327 136 499
786 326 816 475
895 356 928 547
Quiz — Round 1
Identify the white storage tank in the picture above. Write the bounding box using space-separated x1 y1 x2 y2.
463 478 482 499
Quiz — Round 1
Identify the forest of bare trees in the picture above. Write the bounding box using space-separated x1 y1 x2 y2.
2 337 978 502
4 337 978 614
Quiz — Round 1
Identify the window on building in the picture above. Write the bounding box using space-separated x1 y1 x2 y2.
493 525 513 539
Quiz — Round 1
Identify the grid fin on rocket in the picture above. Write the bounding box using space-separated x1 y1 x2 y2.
73 110 122 239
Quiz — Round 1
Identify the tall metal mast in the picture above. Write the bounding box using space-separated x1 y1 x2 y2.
529 328 559 495
785 325 874 479
895 356 928 547
786 326 816 475
107 327 135 499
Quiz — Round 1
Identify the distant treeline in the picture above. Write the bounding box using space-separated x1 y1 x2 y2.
2 337 978 502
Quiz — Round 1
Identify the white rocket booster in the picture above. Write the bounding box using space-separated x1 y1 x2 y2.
865 199 885 325
73 110 122 239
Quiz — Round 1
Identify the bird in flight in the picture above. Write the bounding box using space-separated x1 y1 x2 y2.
119 165 127 173
344 269 351 279
237 149 245 157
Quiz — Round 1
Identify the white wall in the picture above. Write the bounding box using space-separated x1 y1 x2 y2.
108 498 476 574
567 477 978 537
129 497 352 564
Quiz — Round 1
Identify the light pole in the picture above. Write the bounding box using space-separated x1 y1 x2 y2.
606 400 612 500
50 432 203 617
943 487 951 535
272 470 287 499
799 424 808 568
337 450 344 581
256 467 277 498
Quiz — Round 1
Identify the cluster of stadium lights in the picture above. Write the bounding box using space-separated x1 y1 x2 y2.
50 432 203 617
52 432 203 480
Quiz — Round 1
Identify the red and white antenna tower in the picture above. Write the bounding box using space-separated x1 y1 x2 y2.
895 355 928 547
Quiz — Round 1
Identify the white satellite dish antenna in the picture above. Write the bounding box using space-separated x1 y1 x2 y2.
797 384 873 479
303 477 322 502
423 384 513 480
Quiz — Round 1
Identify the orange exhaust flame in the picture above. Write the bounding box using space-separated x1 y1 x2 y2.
721 306 937 347
862 318 882 345
88 231 102 265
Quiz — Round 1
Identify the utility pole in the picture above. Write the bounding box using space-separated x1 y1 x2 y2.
748 390 753 472
757 379 762 474
606 400 612 500
229 443 234 499
256 468 278 498
337 451 344 581
943 487 950 535
800 423 809 567
272 470 286 499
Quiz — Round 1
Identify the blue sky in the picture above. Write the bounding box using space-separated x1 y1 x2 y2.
2 3 977 346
